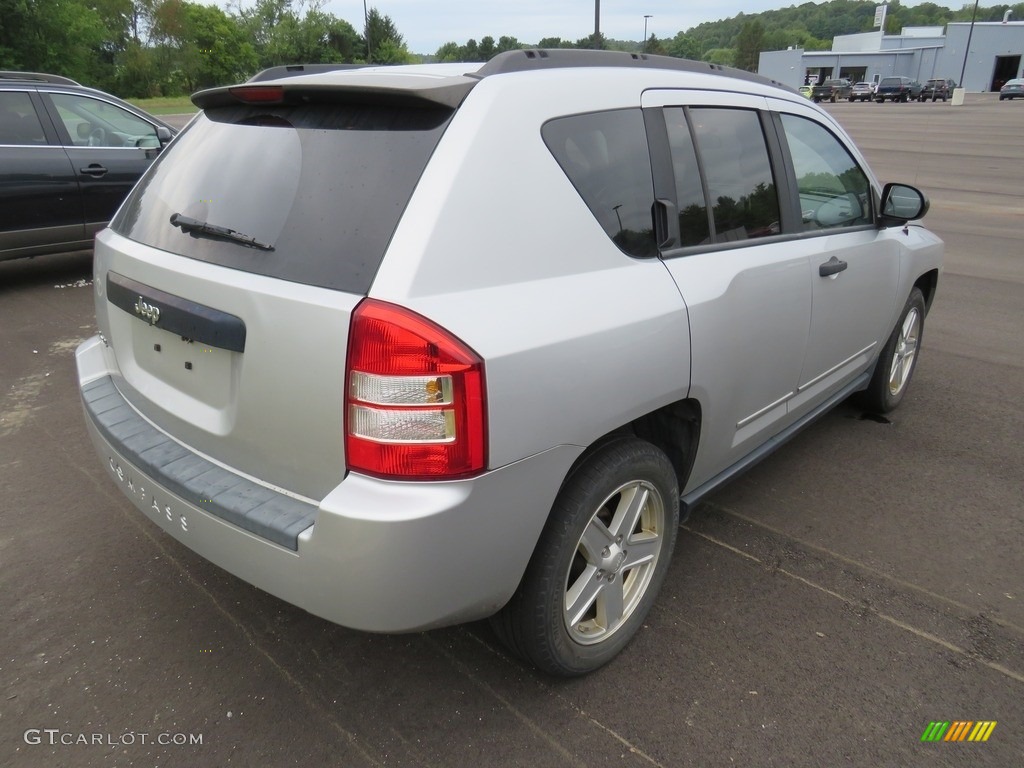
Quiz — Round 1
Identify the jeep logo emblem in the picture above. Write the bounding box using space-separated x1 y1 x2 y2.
134 296 161 325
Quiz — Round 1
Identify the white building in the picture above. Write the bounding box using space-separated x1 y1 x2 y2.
758 21 1024 91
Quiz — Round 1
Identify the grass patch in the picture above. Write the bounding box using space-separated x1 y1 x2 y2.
125 96 198 115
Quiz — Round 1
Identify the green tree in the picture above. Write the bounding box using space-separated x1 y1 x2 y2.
364 6 409 63
537 37 569 49
435 41 462 62
734 20 765 71
152 0 257 92
702 48 736 66
496 36 523 54
666 32 702 60
478 35 496 60
644 34 668 56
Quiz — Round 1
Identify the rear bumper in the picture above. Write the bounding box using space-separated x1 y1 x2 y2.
77 335 581 632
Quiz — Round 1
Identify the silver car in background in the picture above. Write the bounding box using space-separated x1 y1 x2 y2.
77 51 942 676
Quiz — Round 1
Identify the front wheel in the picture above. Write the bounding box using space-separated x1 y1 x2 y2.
860 288 926 413
490 439 679 676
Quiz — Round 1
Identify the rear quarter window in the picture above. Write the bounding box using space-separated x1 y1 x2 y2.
112 102 453 294
542 109 657 258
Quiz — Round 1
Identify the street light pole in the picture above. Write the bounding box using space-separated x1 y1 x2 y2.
643 15 653 52
958 0 980 89
594 1 601 49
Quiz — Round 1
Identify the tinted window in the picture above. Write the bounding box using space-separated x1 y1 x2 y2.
689 108 779 241
0 92 46 145
543 109 656 258
780 114 872 231
663 108 710 246
112 103 453 294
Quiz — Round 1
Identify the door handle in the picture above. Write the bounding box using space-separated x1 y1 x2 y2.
819 256 848 277
79 164 108 178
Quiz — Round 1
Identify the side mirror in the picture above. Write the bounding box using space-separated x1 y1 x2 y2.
156 125 173 146
879 182 929 226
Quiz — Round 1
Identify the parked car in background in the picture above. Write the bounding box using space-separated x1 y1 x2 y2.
76 50 942 677
999 78 1024 100
849 82 875 101
875 76 924 102
920 78 956 101
798 84 813 99
0 71 176 263
812 78 853 102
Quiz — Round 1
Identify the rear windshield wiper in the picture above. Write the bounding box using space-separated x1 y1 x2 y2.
169 213 274 251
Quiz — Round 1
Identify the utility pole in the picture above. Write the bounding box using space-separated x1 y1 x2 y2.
594 1 601 49
643 15 653 52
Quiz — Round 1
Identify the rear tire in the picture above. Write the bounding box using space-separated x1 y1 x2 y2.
490 439 679 676
860 288 926 413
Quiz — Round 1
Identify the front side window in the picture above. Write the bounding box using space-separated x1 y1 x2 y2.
543 109 657 258
0 92 46 145
780 114 872 231
688 108 779 242
50 93 158 148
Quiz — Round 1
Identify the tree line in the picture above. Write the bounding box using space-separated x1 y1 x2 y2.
2 1 1022 98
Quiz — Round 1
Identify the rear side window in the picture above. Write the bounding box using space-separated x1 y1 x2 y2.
663 108 710 247
542 109 657 258
686 107 779 241
112 102 453 294
0 91 46 145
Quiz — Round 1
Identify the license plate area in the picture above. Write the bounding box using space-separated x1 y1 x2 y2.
130 323 235 409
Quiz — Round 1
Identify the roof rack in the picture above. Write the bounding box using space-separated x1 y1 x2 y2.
0 71 80 86
471 49 787 91
247 63 370 83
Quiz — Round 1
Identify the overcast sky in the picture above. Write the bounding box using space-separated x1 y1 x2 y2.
321 1 917 55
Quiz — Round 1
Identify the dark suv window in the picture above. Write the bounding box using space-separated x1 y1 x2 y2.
112 102 453 294
542 109 657 258
663 108 710 247
684 107 779 242
0 91 46 145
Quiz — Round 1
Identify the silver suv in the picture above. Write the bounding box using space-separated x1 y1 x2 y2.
76 51 942 676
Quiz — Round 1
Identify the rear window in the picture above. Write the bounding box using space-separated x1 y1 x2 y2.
111 102 453 294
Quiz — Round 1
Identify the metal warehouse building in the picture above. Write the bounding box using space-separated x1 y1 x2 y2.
759 21 1024 92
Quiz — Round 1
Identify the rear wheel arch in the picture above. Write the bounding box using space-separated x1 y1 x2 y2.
559 399 702 500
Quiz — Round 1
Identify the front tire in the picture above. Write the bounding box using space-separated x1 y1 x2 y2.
491 439 679 676
861 288 926 413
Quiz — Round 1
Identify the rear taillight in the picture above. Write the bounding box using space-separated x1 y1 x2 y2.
345 299 486 480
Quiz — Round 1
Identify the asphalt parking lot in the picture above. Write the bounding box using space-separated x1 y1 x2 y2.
2 96 1022 767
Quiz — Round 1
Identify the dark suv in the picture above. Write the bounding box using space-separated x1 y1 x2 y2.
920 78 956 102
1 72 176 263
811 78 853 103
875 76 923 103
